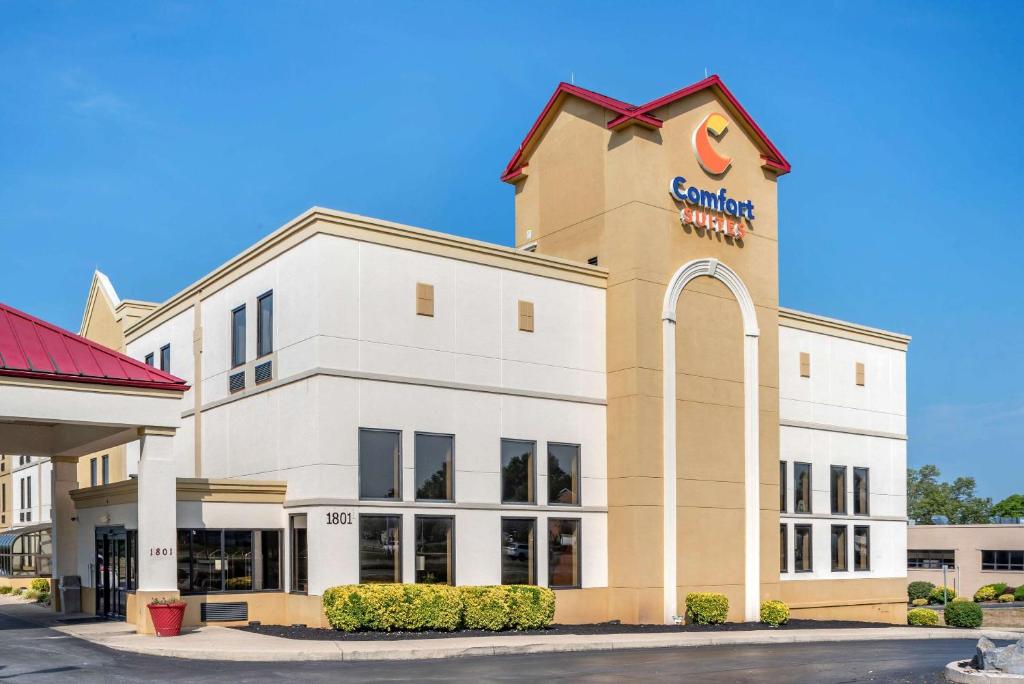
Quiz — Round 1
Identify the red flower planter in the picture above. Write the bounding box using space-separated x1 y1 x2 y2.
147 602 186 637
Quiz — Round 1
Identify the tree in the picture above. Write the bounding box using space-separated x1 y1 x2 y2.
907 465 992 525
991 494 1024 519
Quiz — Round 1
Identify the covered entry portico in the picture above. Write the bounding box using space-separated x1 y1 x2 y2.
0 302 187 633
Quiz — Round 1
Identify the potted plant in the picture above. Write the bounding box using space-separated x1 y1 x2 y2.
147 597 187 637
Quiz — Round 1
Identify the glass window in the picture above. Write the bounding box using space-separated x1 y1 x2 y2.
794 524 812 572
260 530 281 590
90 458 97 487
780 524 788 573
831 525 848 571
101 455 109 485
854 526 870 571
159 344 171 372
547 443 580 505
907 549 955 569
982 550 1024 571
224 530 253 591
415 433 453 501
231 305 246 368
853 468 869 515
501 439 535 504
794 463 811 513
501 518 536 585
830 466 847 515
548 518 580 588
257 291 273 357
779 461 787 513
360 515 402 583
144 352 154 367
415 516 454 585
360 429 401 500
290 515 308 593
173 528 281 594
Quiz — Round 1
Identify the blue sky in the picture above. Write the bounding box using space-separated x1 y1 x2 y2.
1 2 1021 500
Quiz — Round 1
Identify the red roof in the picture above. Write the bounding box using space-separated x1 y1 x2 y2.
0 301 188 392
501 75 791 182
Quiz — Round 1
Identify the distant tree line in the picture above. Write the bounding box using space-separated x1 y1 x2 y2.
907 464 1024 524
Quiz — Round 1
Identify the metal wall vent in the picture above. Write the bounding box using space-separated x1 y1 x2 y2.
228 371 245 393
201 601 248 622
254 359 273 385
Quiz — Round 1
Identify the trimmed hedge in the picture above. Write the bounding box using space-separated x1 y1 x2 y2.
759 600 789 627
999 594 1015 603
685 592 729 625
907 607 939 626
1016 586 1024 601
990 583 1008 596
929 585 956 604
322 584 554 632
911 598 929 607
974 585 998 602
944 600 983 628
952 596 971 603
30 579 49 593
907 581 934 602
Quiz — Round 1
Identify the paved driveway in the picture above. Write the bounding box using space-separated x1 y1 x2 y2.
0 605 985 683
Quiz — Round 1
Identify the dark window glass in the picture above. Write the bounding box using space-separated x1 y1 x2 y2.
224 531 253 591
547 443 580 505
501 439 535 504
854 526 870 571
853 468 869 515
231 305 246 368
831 525 848 571
502 518 536 585
101 455 109 485
192 529 224 592
981 550 1024 571
415 433 453 501
260 530 281 590
907 549 955 569
144 353 154 367
794 524 812 572
779 461 787 513
794 463 811 513
176 529 191 593
360 429 401 500
257 291 273 357
831 466 847 515
780 524 788 573
360 515 402 583
159 344 171 372
415 516 454 585
290 515 308 593
90 458 97 487
548 519 580 588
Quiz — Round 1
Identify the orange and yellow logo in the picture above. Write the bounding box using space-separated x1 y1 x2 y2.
692 113 731 176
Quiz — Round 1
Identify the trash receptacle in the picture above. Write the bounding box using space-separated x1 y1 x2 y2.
60 575 81 614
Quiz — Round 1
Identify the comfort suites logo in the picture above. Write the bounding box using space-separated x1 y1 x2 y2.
668 111 753 240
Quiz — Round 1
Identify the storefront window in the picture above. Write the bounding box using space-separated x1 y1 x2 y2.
548 518 580 588
175 529 282 594
360 515 402 583
415 433 453 501
501 439 535 504
501 518 536 585
415 516 454 584
290 515 308 593
360 429 401 500
262 530 281 590
547 443 580 506
224 531 253 591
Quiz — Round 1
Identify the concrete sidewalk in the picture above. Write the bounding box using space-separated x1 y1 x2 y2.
5 599 1023 662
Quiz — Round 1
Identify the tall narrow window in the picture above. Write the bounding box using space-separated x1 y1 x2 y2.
360 514 402 583
501 518 536 585
224 530 254 590
853 467 869 515
101 454 109 485
360 429 401 500
831 525 848 571
548 518 580 588
257 291 273 357
547 443 580 506
90 458 98 487
780 524 788 573
415 433 453 501
290 514 308 593
159 344 171 372
794 524 812 572
415 516 454 585
26 476 31 509
794 462 811 513
231 305 246 368
501 439 535 504
830 466 847 515
854 526 870 571
144 352 154 367
779 461 787 513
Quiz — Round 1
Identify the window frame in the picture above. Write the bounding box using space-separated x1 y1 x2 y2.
159 344 171 372
547 517 582 589
907 549 955 569
779 461 787 513
981 550 1024 572
256 290 274 358
854 525 871 572
413 514 455 585
144 352 154 367
90 458 97 487
230 304 247 369
853 467 870 516
500 516 537 586
101 454 109 485
546 441 581 507
500 438 537 505
794 524 813 573
780 523 788 573
830 524 848 572
289 514 308 594
359 428 403 501
176 527 284 595
359 513 403 584
413 432 454 503
830 465 848 515
793 462 812 514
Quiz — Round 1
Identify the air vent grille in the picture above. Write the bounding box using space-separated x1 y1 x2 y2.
228 371 245 393
254 360 273 385
201 601 248 622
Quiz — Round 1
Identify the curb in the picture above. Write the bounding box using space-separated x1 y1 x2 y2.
944 660 1024 682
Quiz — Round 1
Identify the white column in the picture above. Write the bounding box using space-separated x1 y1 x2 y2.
50 457 79 611
136 430 177 592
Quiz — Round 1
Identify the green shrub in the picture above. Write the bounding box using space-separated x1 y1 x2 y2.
952 596 971 603
505 585 556 630
461 586 508 630
911 598 929 607
685 592 729 625
999 594 1015 603
907 607 939 626
929 585 956 604
1015 586 1024 601
30 579 50 593
0 586 11 595
907 581 934 602
990 583 1008 596
944 600 983 628
759 600 789 627
974 585 998 602
23 589 39 600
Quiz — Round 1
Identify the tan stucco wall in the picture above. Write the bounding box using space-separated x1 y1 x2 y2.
908 525 1024 598
779 577 906 624
124 591 328 632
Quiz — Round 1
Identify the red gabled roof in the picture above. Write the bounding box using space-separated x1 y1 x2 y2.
0 301 188 392
501 75 791 182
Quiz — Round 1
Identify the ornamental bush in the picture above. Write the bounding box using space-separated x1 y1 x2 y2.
0 586 11 595
907 607 939 626
974 585 998 602
759 600 789 627
1015 586 1024 601
999 594 1015 603
461 586 509 631
907 581 935 602
929 585 956 604
685 592 729 625
990 583 1008 596
504 585 556 630
944 600 983 628
30 578 49 593
952 596 971 603
911 598 929 607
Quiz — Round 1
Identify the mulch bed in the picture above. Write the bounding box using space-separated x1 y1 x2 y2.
235 618 897 642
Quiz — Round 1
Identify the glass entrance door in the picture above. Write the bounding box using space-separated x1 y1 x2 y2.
95 526 134 619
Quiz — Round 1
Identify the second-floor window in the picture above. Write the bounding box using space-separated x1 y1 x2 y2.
547 443 580 506
359 429 401 500
257 291 273 357
102 454 109 485
231 305 246 368
159 344 171 372
794 462 811 513
830 466 847 515
144 352 154 367
853 467 869 515
90 458 97 487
